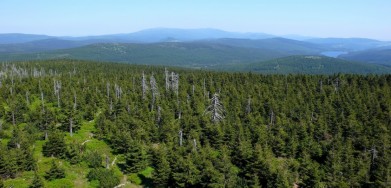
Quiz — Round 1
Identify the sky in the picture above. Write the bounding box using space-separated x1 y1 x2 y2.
0 0 390 40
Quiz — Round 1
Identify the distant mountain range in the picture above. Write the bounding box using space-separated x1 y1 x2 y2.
0 28 390 74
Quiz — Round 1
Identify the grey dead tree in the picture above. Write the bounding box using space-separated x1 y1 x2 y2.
114 83 122 100
73 91 77 110
171 72 179 95
126 103 131 114
334 78 340 92
106 82 110 99
177 110 182 120
41 91 45 113
192 139 197 152
368 145 378 163
150 74 159 111
179 129 183 146
109 98 113 112
69 118 73 137
53 79 61 108
157 106 162 123
269 109 275 128
204 93 225 123
111 156 117 167
9 86 13 96
245 97 251 114
142 71 149 100
106 155 110 169
165 68 169 91
175 100 182 120
319 80 323 92
164 69 179 95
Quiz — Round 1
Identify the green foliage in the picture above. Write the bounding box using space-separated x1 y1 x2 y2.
0 60 389 187
152 147 171 187
66 142 83 164
42 131 67 158
128 167 154 186
87 168 120 188
123 140 149 173
29 173 44 188
85 150 102 168
44 160 65 181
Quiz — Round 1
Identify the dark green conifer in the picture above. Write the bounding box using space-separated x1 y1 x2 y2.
42 131 67 158
29 172 44 188
44 160 65 181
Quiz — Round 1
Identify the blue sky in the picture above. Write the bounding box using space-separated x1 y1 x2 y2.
0 0 390 40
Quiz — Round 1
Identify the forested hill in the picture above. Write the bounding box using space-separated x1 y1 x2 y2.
0 60 390 187
213 55 391 74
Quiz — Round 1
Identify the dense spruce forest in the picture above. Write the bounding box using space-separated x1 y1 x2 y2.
0 59 390 188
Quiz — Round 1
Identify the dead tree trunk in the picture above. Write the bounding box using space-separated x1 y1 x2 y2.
204 93 225 123
246 97 251 114
106 155 110 169
193 139 197 152
41 92 45 113
269 109 275 128
12 110 15 126
179 130 183 146
165 68 169 91
106 82 110 99
25 91 30 105
73 92 77 110
142 71 148 100
54 80 61 108
157 106 161 123
150 74 159 111
69 118 73 137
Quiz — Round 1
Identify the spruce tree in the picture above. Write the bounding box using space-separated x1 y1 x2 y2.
124 140 148 173
44 160 65 181
29 173 44 188
42 131 67 158
153 147 171 187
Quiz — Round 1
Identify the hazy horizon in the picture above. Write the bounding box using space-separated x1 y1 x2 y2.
1 0 390 40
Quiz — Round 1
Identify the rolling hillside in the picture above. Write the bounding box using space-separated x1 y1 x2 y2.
202 38 326 54
0 39 97 54
339 49 391 66
213 55 391 74
0 33 53 44
306 38 391 51
0 42 289 67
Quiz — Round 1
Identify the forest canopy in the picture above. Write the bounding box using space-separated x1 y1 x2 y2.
0 59 390 187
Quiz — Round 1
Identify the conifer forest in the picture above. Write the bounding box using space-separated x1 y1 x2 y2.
0 59 390 188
